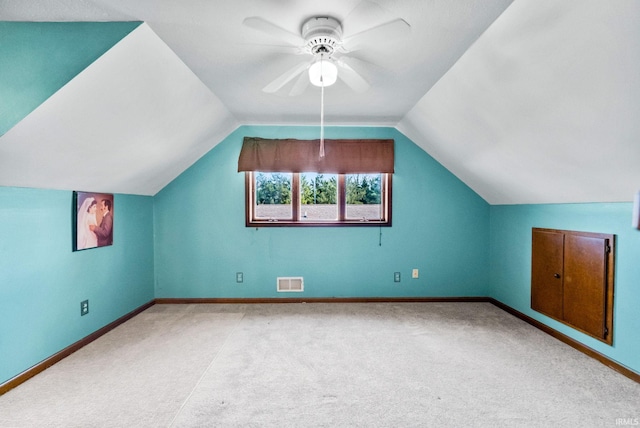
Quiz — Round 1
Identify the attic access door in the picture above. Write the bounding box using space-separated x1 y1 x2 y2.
564 234 609 339
531 228 615 344
531 230 564 320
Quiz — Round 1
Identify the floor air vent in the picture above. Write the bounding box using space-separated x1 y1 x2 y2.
277 277 304 292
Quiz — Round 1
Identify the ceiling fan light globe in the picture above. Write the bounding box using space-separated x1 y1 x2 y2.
308 59 338 87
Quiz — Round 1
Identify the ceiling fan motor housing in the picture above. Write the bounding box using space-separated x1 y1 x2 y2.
302 17 343 56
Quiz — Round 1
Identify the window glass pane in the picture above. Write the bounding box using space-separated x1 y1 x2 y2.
254 172 292 219
300 173 338 221
345 173 383 220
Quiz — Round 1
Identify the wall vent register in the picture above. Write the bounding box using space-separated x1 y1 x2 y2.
277 277 304 292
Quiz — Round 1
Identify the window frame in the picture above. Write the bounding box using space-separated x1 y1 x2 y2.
245 171 392 227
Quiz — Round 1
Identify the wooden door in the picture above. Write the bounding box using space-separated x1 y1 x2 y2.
531 228 614 345
531 229 564 320
563 235 608 340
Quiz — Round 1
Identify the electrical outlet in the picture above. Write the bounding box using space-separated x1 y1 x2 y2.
412 269 419 279
394 272 401 282
236 272 244 283
80 300 89 316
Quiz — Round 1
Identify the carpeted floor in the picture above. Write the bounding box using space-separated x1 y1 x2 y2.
0 302 638 427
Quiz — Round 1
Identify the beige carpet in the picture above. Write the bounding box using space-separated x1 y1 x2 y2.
0 302 638 427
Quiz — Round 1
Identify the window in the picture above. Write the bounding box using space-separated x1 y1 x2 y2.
246 171 391 226
300 173 338 221
345 173 384 221
239 137 394 227
253 172 292 220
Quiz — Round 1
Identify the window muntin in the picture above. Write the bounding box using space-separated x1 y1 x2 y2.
246 171 391 227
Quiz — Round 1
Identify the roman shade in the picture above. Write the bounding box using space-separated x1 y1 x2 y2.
237 137 394 174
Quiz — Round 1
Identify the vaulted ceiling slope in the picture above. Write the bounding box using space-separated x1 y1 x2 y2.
399 1 640 204
1 0 638 203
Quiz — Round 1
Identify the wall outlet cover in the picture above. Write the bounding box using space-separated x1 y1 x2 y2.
80 300 89 316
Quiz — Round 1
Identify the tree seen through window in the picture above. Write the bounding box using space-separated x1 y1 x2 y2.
248 171 390 226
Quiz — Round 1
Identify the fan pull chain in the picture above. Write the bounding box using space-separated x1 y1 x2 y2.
320 82 325 158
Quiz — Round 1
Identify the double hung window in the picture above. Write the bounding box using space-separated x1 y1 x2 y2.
239 137 393 227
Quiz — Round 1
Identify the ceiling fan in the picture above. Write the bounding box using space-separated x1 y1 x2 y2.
243 3 411 96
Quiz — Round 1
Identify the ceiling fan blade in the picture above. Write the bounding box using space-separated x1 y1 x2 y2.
289 72 310 96
243 17 305 47
343 18 411 52
339 54 385 73
335 59 370 93
240 43 305 55
263 61 310 93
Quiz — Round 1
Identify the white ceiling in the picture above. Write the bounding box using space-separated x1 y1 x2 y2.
1 0 639 203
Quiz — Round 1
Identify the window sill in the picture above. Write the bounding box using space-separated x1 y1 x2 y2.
247 220 392 228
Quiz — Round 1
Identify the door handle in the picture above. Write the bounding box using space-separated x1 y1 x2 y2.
554 273 561 279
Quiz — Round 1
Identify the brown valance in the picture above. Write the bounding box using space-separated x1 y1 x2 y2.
237 137 394 173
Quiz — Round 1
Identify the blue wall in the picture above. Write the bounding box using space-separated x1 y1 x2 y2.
490 203 640 373
0 187 154 385
154 126 491 299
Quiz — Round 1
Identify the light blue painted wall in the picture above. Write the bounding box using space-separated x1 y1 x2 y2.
490 203 640 373
154 126 491 299
0 187 154 384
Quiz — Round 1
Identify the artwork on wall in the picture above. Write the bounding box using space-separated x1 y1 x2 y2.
73 191 114 251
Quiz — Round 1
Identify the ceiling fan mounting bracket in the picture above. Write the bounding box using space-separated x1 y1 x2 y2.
302 16 343 57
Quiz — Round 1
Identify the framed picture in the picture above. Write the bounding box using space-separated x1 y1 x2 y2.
73 191 114 251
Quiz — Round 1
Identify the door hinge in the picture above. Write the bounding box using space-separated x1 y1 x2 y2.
604 326 609 336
